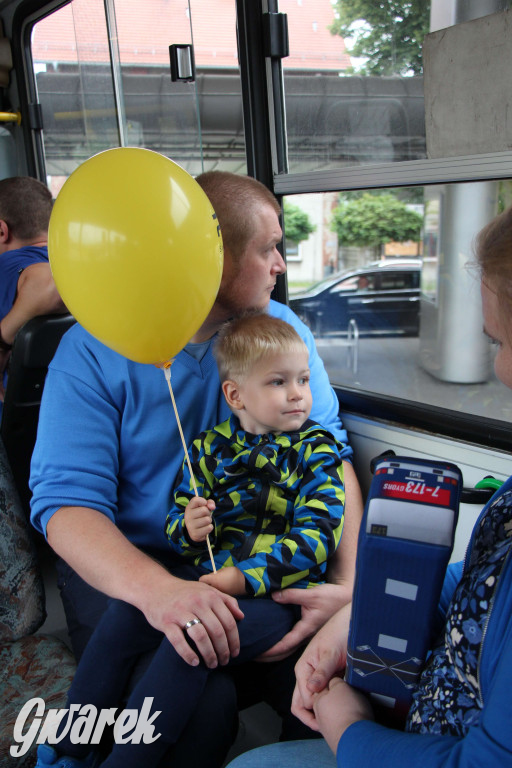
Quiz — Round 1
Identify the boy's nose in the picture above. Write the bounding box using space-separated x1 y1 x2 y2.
289 385 302 400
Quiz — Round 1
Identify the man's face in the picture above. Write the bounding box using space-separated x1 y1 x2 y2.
215 202 286 318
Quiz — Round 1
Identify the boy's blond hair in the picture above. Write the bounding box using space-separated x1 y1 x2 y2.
214 312 308 383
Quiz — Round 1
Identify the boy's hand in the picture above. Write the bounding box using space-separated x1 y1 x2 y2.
184 496 215 543
200 566 247 596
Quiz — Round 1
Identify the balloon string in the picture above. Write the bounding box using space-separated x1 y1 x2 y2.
162 362 217 573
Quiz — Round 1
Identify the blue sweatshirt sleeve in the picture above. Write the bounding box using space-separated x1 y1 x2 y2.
338 584 512 768
30 329 123 537
30 324 189 551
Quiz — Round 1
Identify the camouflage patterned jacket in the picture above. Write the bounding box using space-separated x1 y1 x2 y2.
165 414 345 596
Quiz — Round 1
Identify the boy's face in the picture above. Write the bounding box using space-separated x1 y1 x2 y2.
227 348 313 435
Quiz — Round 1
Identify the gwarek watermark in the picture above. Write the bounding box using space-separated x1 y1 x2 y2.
10 696 161 758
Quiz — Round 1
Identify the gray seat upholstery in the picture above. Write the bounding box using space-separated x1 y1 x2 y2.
0 312 76 518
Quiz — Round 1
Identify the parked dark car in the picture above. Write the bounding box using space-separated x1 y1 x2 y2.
289 260 421 337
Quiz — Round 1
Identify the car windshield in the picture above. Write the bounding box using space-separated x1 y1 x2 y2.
302 271 354 293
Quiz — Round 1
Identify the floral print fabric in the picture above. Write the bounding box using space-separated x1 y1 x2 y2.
0 437 45 641
0 438 76 766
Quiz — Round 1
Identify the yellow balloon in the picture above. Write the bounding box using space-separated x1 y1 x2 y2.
49 148 223 364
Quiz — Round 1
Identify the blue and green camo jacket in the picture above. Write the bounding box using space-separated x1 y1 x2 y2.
165 414 345 596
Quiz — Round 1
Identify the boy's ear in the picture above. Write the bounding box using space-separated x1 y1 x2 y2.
222 379 244 411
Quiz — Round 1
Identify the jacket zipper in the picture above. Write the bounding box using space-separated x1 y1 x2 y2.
236 481 271 561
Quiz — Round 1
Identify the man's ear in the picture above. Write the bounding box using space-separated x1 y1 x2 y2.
0 219 10 244
222 379 244 411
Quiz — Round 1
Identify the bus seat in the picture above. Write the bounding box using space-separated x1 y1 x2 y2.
0 435 76 767
1 313 76 519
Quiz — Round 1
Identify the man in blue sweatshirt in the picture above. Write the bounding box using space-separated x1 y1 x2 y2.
30 171 363 767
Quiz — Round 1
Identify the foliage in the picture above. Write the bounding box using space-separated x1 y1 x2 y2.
283 200 316 243
341 187 424 205
329 0 430 76
330 193 423 248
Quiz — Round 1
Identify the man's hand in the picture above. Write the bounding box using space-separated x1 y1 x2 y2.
200 565 247 596
47 506 245 670
184 495 215 542
256 582 352 662
313 676 374 751
291 602 352 730
144 575 245 669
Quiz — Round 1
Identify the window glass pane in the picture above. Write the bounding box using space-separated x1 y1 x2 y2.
285 179 512 423
114 0 244 177
31 0 245 191
32 0 120 196
281 0 512 173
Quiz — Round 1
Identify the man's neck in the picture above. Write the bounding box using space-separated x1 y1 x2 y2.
188 306 232 344
188 323 223 344
7 237 47 251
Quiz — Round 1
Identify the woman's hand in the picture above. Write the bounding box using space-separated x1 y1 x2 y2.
313 676 374 752
291 602 352 729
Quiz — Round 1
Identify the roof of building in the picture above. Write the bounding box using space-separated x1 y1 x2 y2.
32 0 350 71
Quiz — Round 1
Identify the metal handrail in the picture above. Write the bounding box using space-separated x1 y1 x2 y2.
0 111 21 124
346 318 359 375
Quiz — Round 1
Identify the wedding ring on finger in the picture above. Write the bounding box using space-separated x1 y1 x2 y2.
184 618 202 631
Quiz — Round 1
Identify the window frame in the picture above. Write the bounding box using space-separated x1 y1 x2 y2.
257 1 512 452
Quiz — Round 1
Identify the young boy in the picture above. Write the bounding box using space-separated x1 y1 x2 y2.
166 312 346 599
36 313 346 768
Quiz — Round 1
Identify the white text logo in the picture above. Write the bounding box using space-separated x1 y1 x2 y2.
10 697 161 757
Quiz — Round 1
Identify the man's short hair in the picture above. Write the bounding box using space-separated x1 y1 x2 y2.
196 171 280 262
0 176 53 241
214 311 308 383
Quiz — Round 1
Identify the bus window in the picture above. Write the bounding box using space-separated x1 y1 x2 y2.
281 0 428 173
281 0 512 173
31 0 246 195
274 0 512 446
32 0 120 196
285 180 512 424
20 0 512 446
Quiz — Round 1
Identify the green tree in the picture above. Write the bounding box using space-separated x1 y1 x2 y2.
283 200 316 243
329 0 430 76
331 193 423 256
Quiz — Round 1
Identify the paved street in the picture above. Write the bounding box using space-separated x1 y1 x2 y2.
315 335 512 423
